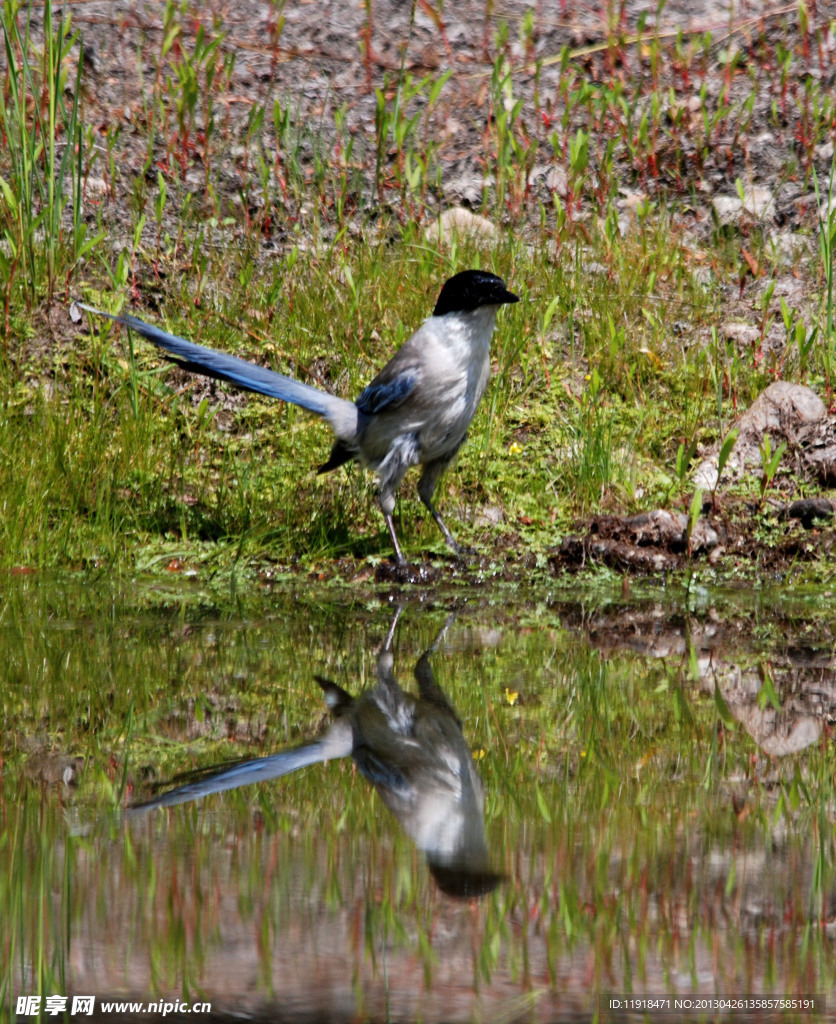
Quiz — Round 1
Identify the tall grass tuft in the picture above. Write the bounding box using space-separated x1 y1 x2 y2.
0 0 99 326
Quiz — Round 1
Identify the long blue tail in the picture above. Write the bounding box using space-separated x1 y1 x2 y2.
77 304 358 437
127 734 349 815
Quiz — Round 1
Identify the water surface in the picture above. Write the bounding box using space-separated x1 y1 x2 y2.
1 576 834 1022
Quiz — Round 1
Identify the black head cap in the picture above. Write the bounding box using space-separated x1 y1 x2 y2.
433 270 520 317
428 861 505 900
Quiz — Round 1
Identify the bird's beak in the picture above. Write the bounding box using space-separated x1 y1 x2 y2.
494 283 519 306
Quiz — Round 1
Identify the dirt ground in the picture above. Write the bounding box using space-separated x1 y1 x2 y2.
57 0 836 263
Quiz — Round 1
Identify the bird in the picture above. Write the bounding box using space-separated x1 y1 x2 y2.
128 608 502 900
76 269 519 564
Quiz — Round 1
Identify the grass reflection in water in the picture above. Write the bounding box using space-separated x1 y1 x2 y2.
0 578 834 1021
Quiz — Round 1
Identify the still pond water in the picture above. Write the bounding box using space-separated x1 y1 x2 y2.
1 574 834 1022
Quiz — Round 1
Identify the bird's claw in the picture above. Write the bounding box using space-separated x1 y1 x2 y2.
374 560 440 585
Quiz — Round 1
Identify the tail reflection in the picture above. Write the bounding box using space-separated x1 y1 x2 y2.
129 609 502 900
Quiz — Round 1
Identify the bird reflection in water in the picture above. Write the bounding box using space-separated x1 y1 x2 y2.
129 608 502 900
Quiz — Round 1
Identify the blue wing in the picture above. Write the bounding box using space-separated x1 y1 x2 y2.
352 745 410 793
355 370 417 415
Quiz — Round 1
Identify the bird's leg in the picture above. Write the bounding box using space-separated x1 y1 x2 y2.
425 500 462 553
381 605 405 652
414 612 462 720
383 511 407 565
377 436 420 565
417 458 464 555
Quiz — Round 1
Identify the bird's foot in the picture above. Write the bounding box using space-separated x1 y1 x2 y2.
374 560 440 585
437 540 478 565
451 543 478 561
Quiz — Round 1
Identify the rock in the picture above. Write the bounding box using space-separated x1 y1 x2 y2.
757 273 808 307
431 207 497 243
553 508 722 574
712 186 775 226
711 196 741 225
23 752 85 786
474 505 504 527
780 497 836 528
545 166 568 197
742 382 826 434
724 692 822 756
595 508 720 554
722 322 761 348
819 194 836 220
442 173 485 207
693 382 828 490
762 321 787 357
706 661 827 756
803 443 836 486
85 177 108 197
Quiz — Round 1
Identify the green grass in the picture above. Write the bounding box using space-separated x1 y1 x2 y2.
0 225 795 574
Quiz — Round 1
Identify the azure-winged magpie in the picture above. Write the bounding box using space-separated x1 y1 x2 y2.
77 270 519 563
